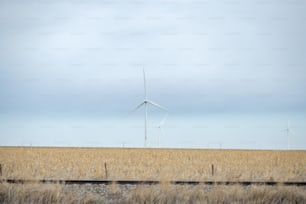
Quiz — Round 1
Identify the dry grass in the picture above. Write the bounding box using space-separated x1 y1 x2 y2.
0 147 305 181
0 182 102 204
1 182 306 204
129 184 306 203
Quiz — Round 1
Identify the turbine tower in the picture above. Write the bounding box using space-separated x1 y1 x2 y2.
285 121 294 150
131 69 167 147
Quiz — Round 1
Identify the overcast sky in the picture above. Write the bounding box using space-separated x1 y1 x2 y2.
1 0 306 149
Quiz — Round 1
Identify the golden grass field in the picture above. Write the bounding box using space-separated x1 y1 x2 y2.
0 147 305 181
1 147 306 203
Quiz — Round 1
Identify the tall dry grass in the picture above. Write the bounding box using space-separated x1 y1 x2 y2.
0 182 102 204
129 184 306 203
1 182 306 204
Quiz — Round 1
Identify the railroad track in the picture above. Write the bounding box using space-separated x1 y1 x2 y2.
1 179 306 186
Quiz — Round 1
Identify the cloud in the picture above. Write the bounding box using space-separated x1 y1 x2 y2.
0 0 306 116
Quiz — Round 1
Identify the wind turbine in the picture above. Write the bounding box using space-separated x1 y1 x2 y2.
157 113 168 147
131 69 167 147
284 121 294 150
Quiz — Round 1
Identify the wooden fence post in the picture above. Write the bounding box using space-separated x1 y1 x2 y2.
104 163 108 179
0 164 2 176
211 164 214 177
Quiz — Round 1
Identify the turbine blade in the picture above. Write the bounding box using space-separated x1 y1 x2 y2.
147 100 167 111
129 102 145 114
158 113 168 127
143 68 147 100
287 121 290 130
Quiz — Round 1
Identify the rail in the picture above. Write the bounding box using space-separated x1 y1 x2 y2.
1 179 306 186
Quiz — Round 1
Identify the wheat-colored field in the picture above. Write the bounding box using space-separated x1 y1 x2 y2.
0 147 305 181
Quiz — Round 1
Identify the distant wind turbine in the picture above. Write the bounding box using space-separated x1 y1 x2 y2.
284 121 294 150
130 69 167 147
157 113 168 147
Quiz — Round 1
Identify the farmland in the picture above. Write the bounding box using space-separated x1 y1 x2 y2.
0 147 305 181
0 147 306 203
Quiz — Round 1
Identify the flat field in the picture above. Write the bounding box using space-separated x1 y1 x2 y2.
0 147 305 181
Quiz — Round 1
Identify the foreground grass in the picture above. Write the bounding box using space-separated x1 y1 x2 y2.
1 183 306 204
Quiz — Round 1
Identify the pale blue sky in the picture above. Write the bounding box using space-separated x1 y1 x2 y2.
0 0 306 149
